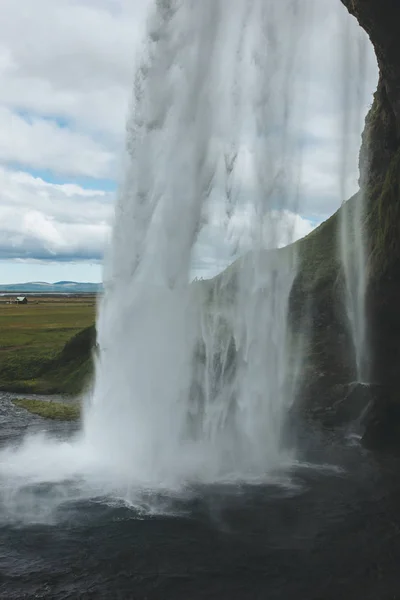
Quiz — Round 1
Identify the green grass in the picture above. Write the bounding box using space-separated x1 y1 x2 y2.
13 398 80 421
0 298 96 394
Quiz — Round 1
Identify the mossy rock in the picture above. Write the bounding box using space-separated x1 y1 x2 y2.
13 398 80 421
40 325 96 395
367 148 400 279
59 325 97 363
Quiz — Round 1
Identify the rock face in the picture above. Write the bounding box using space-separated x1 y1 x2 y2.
291 1 400 450
341 0 400 449
290 201 360 422
209 0 400 449
340 1 400 147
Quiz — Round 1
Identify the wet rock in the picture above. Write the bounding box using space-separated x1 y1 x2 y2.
288 1 400 453
302 382 382 429
363 392 400 454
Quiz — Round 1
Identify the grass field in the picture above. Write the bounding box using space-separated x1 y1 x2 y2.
0 296 96 395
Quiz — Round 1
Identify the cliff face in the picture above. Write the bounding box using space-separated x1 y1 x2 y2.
340 1 400 147
342 1 400 448
340 0 400 277
208 0 400 444
290 1 400 449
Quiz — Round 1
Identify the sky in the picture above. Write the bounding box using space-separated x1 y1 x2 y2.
0 0 378 284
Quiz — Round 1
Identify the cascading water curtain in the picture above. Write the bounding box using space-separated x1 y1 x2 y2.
183 0 312 478
338 6 370 383
84 0 311 485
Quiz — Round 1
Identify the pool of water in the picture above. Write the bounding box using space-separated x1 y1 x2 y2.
1 393 400 599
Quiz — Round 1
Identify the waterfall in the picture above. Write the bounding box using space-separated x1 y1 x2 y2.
83 0 309 485
3 1 376 520
338 8 370 383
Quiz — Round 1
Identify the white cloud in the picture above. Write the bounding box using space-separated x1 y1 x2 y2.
0 0 153 179
0 0 150 137
0 107 114 177
0 167 112 260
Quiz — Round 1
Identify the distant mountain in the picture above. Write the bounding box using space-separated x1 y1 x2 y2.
0 281 103 294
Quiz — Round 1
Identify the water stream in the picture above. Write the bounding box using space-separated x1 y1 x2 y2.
338 8 370 382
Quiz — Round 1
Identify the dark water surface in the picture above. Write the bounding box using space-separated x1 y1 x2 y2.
1 393 400 600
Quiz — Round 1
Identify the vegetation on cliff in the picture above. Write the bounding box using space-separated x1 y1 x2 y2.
367 146 400 277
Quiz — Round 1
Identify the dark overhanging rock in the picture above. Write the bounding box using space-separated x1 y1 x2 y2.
340 0 400 274
281 2 400 454
315 1 400 451
340 0 400 138
362 391 400 455
306 382 384 430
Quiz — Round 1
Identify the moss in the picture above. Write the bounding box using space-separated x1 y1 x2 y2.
296 209 340 288
12 398 80 421
367 148 400 277
59 325 97 362
44 324 96 395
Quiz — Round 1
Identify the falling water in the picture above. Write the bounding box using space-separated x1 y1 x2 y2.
338 9 370 382
0 0 318 519
83 0 309 485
